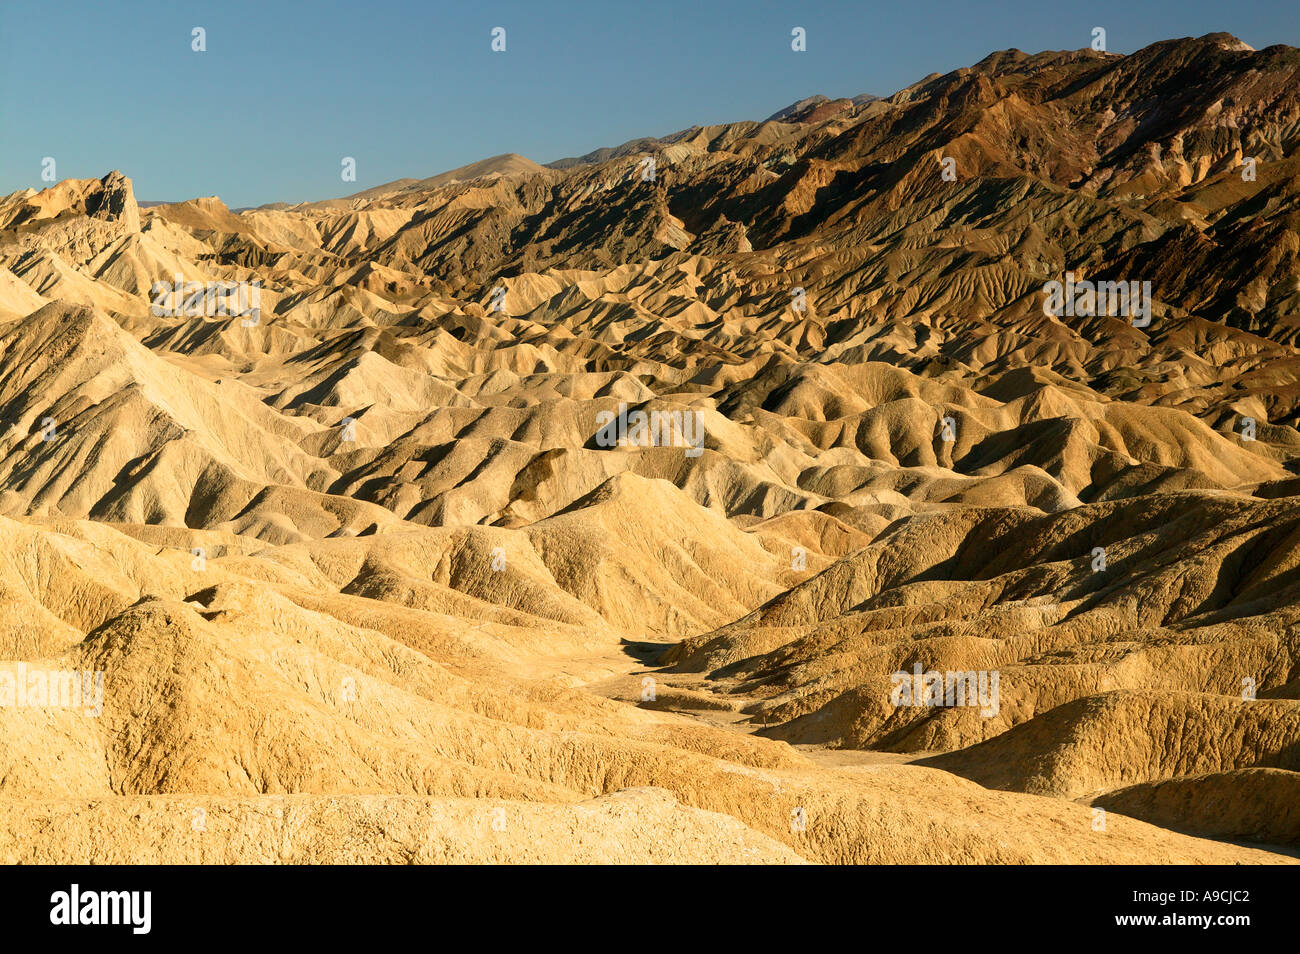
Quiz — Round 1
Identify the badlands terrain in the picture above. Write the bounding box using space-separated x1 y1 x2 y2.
1 33 1300 864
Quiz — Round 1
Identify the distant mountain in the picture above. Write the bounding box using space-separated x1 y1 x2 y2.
253 153 548 211
764 93 878 122
545 94 881 171
546 137 673 170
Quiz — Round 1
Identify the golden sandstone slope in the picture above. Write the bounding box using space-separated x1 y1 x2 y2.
1 33 1300 863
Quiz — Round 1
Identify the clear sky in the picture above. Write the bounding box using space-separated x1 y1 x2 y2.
2 0 1297 207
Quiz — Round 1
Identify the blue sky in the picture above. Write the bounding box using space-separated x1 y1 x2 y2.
2 0 1297 207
